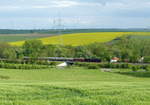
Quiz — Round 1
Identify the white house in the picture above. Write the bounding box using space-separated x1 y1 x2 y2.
110 57 119 63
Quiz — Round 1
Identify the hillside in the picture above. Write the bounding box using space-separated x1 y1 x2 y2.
10 32 150 46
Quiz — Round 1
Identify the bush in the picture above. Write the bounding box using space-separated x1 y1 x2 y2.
87 64 99 69
144 56 150 63
50 62 58 66
74 62 89 67
132 66 139 72
98 63 111 68
98 63 132 69
145 66 150 72
121 63 131 69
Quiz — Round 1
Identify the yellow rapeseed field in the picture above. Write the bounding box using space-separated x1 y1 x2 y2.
10 32 150 46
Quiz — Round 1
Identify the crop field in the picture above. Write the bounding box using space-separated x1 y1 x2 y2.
0 34 52 42
10 32 150 46
0 67 150 105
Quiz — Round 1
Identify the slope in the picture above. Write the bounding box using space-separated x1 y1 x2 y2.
10 32 150 46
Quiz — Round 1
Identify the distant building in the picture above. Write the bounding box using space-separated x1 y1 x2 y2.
110 57 119 63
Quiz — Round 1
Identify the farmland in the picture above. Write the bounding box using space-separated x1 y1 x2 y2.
0 30 150 105
10 32 150 46
0 34 53 42
0 67 150 105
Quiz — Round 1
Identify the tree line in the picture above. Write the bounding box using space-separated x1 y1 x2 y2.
0 36 150 63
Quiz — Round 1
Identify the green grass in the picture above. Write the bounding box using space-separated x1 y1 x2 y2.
0 67 150 105
10 32 150 46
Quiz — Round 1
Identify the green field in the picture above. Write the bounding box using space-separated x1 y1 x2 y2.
0 67 150 105
10 32 150 46
0 34 52 42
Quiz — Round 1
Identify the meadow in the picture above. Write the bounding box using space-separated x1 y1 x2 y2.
10 32 150 46
0 67 150 105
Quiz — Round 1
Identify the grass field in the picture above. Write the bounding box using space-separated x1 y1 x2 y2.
0 67 150 105
10 32 150 46
0 34 52 42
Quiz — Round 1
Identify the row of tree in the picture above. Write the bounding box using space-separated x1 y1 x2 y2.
0 36 150 63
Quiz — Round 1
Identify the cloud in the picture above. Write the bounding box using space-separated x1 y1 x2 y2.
0 0 80 9
51 0 79 8
0 0 149 10
0 0 150 29
0 6 20 10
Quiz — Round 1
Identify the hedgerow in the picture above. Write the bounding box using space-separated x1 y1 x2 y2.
75 62 149 71
0 62 49 70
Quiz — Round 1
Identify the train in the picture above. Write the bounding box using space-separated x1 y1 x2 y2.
24 57 101 63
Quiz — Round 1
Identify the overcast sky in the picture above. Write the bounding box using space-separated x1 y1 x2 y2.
0 0 150 29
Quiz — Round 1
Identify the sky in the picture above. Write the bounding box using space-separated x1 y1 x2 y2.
0 0 150 29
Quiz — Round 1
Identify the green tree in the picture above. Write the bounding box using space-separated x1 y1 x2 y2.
0 42 17 59
23 40 43 58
